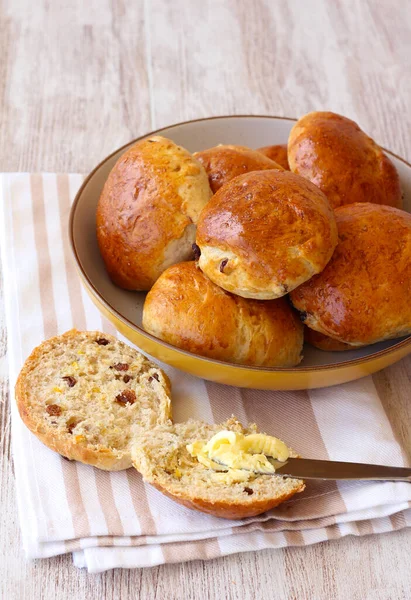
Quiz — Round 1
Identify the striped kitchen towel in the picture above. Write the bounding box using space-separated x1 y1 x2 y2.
1 173 410 573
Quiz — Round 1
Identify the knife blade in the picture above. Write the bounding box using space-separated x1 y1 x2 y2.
267 457 411 481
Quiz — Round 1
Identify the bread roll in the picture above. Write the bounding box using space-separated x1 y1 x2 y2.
194 144 283 193
290 203 411 346
257 144 290 169
288 111 402 209
96 136 212 290
132 418 305 520
304 327 355 352
15 330 172 470
142 262 304 367
196 170 338 300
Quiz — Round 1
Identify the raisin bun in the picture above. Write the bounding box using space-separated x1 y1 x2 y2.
288 111 402 209
196 170 338 300
304 327 355 352
142 262 304 367
290 203 411 346
132 418 305 520
193 144 283 193
15 330 172 470
257 144 290 170
96 136 212 291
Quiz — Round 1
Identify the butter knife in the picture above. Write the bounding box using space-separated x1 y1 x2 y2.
267 457 411 481
214 457 411 481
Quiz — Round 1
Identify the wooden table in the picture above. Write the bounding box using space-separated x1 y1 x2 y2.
1 1 411 597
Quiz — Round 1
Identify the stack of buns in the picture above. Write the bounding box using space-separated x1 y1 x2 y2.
97 111 410 361
16 111 411 520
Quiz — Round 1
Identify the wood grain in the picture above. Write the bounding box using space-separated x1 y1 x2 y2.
1 0 411 598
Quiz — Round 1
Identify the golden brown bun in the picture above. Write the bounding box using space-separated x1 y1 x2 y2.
132 418 305 520
196 170 338 299
257 144 290 170
96 136 212 291
304 327 355 352
15 330 172 471
194 144 283 193
142 262 304 367
288 111 402 209
290 203 411 345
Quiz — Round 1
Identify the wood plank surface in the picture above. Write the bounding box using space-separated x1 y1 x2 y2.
1 0 411 598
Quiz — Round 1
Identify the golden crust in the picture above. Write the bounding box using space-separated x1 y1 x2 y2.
15 330 172 471
288 111 402 209
194 144 283 193
304 327 355 352
290 203 411 345
257 144 290 170
142 262 304 367
196 170 338 299
150 481 305 520
96 135 212 291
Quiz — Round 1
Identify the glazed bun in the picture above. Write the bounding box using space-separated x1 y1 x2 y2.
290 203 411 346
257 144 290 170
196 170 338 300
194 144 283 193
304 327 354 352
142 262 304 367
96 136 212 291
288 111 402 209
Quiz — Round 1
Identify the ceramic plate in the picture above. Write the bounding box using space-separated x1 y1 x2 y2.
69 116 411 389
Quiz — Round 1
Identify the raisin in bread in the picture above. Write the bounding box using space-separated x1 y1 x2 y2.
15 330 172 470
132 417 305 519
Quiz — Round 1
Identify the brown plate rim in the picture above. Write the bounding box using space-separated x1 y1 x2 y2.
69 114 411 373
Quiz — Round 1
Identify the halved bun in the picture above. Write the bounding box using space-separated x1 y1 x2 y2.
132 417 305 520
15 330 172 470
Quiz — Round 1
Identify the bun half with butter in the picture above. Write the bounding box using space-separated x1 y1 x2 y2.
196 170 338 300
96 136 212 291
290 203 411 346
288 111 402 209
142 261 304 367
132 417 305 519
194 144 283 193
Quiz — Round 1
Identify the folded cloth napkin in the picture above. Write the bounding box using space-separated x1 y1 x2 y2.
1 173 410 573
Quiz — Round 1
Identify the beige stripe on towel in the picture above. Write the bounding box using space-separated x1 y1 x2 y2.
390 512 407 530
30 174 58 340
162 537 221 564
94 470 124 537
356 519 374 536
126 470 159 537
56 174 87 331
